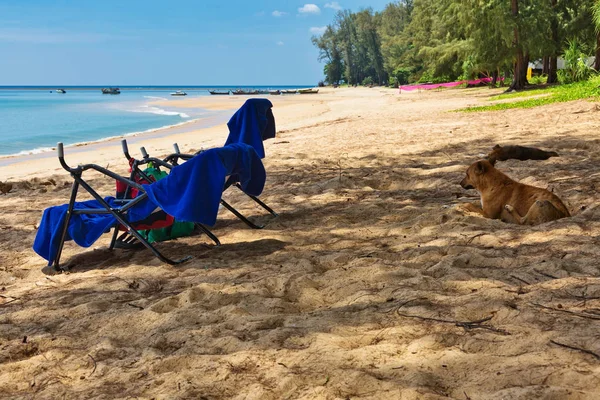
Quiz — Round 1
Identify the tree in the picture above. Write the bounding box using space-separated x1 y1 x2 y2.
312 26 344 84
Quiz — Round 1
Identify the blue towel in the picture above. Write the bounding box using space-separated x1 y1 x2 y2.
144 143 265 226
33 198 121 265
224 98 275 159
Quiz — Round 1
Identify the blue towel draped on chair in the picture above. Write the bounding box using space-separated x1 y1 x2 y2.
144 142 265 226
224 98 275 159
33 143 265 265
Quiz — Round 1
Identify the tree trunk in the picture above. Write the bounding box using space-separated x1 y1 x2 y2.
542 56 549 75
522 53 530 85
595 32 600 71
547 0 559 84
508 0 525 91
491 70 498 86
548 56 558 84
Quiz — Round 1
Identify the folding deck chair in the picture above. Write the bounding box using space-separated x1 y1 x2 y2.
118 97 279 230
115 140 221 247
33 143 197 271
126 140 278 229
33 142 265 271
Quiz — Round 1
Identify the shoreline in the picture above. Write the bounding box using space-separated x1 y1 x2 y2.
0 87 375 179
0 117 200 160
0 108 235 168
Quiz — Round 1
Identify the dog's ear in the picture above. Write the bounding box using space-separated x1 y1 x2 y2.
493 144 501 149
487 156 497 167
475 161 487 175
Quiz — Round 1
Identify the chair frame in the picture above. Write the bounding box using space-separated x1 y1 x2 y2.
116 140 221 248
52 143 198 271
121 139 278 230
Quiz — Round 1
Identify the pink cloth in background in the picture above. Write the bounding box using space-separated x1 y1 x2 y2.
399 77 503 92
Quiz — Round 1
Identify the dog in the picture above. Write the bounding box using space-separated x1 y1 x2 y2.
487 144 559 166
459 160 570 225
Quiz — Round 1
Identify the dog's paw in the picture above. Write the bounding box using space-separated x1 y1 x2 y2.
504 204 515 212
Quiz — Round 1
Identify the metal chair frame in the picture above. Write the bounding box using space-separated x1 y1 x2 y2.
121 139 278 230
51 143 198 271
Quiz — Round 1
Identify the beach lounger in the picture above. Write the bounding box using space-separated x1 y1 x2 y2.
121 98 278 230
33 142 266 271
131 142 277 229
115 140 221 248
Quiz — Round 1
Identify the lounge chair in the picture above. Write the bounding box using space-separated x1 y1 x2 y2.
33 142 266 271
128 141 278 229
120 97 278 230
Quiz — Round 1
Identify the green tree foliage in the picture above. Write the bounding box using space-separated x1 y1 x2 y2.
312 0 599 90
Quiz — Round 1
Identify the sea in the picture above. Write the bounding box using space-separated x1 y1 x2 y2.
0 86 306 157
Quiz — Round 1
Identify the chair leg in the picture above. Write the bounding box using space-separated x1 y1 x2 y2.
109 226 120 250
119 223 192 265
53 180 80 272
234 183 278 217
220 199 265 229
194 223 221 246
77 179 192 266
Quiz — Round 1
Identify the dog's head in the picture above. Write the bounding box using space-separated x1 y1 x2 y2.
485 144 501 166
460 160 493 190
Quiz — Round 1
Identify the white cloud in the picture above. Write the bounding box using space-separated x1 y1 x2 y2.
276 41 284 46
298 4 321 14
309 26 327 35
324 2 342 10
272 10 288 17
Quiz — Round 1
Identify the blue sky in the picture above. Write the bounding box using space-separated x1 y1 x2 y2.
0 0 390 85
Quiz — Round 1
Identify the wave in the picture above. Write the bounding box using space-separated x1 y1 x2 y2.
0 118 201 159
143 95 169 101
132 105 190 118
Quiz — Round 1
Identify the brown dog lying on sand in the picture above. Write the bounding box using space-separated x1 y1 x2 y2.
460 160 570 225
487 144 559 166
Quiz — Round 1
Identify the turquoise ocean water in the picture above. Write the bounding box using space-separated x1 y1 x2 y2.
0 86 304 156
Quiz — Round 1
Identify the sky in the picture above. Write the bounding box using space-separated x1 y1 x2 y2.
0 0 390 85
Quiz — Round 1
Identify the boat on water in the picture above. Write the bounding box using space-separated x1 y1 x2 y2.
101 87 121 94
209 90 230 95
56 89 66 94
298 88 319 94
282 89 298 94
171 90 187 96
232 89 259 95
269 90 282 95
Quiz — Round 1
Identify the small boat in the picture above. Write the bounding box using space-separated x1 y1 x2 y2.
282 89 298 94
256 89 270 95
209 90 230 95
232 89 259 95
269 90 282 95
171 90 187 96
56 89 66 94
102 87 120 94
298 88 319 94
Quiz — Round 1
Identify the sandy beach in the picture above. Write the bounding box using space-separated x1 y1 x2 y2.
2 87 600 399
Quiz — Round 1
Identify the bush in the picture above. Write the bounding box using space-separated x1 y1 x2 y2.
392 67 412 85
362 76 374 86
417 71 434 83
417 71 452 84
558 39 595 84
529 75 547 85
459 55 476 81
